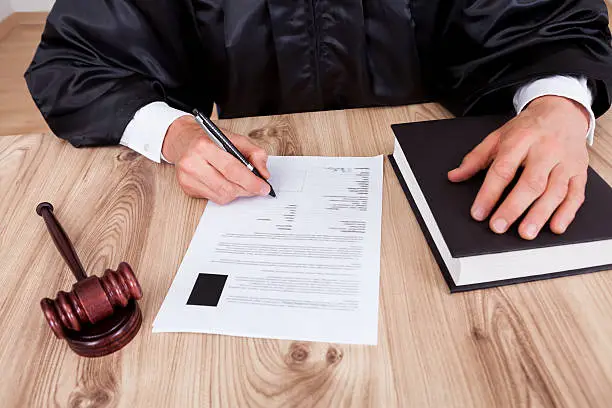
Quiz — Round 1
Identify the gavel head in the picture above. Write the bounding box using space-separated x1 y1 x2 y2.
41 262 143 339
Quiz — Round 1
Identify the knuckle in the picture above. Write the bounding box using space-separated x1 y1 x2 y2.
572 192 586 206
226 161 244 178
180 186 194 197
176 169 193 190
194 138 212 155
218 160 244 181
502 199 522 216
216 156 232 172
210 195 224 205
229 185 241 198
194 137 209 149
214 190 232 205
554 163 568 176
220 185 239 201
216 196 232 205
176 157 189 172
463 151 478 164
487 129 502 141
491 160 516 183
516 129 534 141
570 173 588 189
176 175 195 196
253 146 268 159
523 175 548 196
176 171 187 187
177 157 196 175
551 184 569 202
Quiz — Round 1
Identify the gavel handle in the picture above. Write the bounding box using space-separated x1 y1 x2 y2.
36 202 88 282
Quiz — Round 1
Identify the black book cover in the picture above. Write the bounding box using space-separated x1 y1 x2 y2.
389 115 612 292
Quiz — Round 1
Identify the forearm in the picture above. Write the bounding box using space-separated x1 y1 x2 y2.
25 0 206 147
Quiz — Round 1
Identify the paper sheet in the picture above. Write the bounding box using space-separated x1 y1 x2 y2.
153 155 384 345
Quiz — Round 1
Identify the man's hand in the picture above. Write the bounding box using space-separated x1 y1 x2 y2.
448 96 591 240
162 115 271 204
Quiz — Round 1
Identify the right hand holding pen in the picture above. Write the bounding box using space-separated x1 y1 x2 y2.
162 116 271 204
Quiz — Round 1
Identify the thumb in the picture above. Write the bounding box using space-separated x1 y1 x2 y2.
448 131 499 182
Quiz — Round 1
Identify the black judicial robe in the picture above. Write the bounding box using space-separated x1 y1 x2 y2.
25 0 612 148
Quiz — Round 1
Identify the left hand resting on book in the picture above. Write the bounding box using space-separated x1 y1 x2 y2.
448 95 590 240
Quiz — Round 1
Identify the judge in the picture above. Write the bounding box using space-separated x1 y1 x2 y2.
25 1 612 240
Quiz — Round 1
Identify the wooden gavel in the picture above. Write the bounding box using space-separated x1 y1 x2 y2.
37 202 144 357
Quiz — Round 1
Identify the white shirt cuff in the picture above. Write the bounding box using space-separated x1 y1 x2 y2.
120 102 190 163
513 75 595 145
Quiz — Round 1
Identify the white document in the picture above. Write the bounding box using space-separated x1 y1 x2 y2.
153 155 384 345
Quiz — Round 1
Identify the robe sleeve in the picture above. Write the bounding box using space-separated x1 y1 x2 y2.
24 0 213 147
413 0 612 118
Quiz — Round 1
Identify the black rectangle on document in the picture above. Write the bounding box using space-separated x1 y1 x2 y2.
187 273 228 307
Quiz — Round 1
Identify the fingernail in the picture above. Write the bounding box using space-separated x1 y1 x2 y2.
471 206 486 221
260 185 270 196
524 224 538 239
492 218 508 234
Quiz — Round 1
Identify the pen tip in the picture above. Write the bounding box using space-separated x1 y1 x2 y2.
269 188 277 198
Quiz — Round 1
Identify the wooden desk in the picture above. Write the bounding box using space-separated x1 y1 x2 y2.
1 103 612 407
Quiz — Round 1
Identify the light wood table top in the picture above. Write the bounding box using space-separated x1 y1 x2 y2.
1 103 612 408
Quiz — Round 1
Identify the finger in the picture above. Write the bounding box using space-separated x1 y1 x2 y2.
230 133 271 179
470 142 529 222
518 164 569 240
198 162 254 203
176 166 227 202
448 131 499 182
489 151 558 234
550 173 587 234
177 174 221 201
177 156 252 204
204 144 271 196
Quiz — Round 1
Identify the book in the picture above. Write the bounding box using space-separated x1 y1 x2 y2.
389 115 612 292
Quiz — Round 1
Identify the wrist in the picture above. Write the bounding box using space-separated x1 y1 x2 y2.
162 115 198 163
525 95 591 137
526 95 590 134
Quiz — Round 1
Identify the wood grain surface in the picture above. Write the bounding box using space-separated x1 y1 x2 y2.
1 102 612 408
2 10 612 408
0 13 49 137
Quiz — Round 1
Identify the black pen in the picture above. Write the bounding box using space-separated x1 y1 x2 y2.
192 109 276 198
